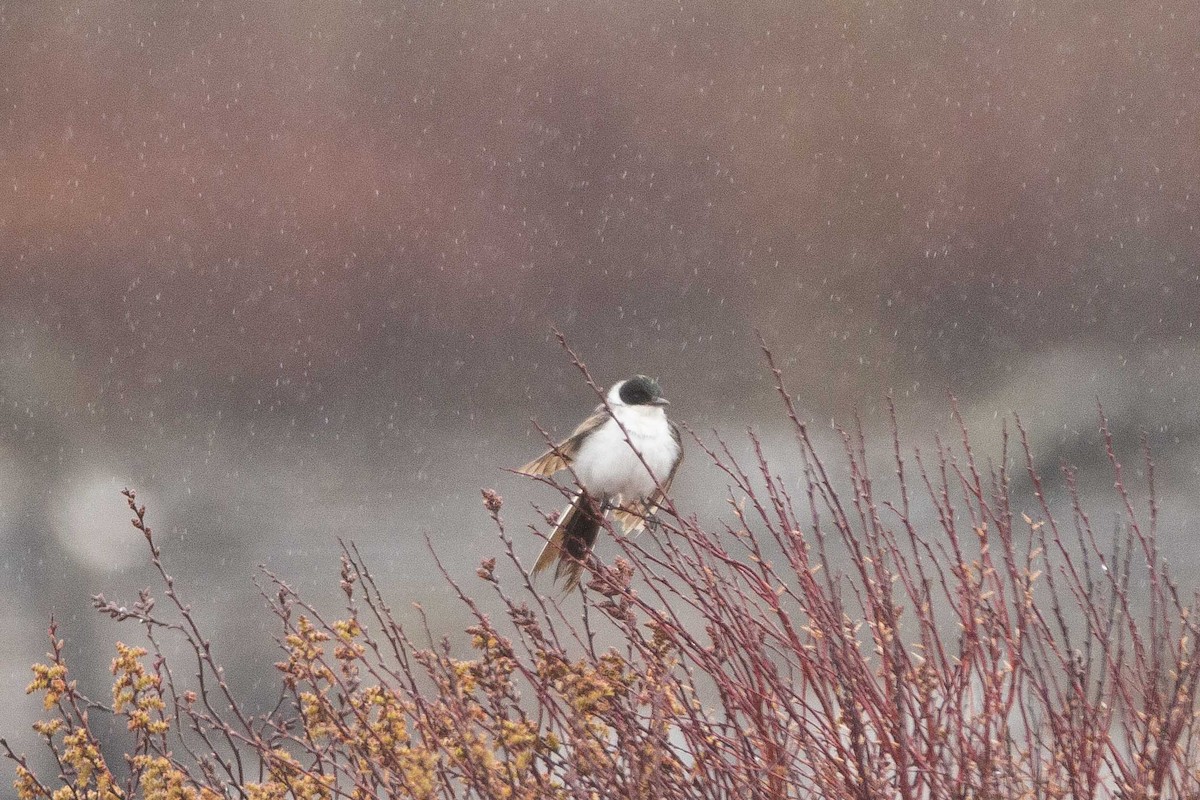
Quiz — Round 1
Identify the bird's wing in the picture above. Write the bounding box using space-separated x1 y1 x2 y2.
516 406 610 476
613 421 683 534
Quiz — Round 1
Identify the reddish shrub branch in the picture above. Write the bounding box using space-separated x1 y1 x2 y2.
4 353 1199 799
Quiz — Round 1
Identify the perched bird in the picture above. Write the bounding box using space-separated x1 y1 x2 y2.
518 375 683 591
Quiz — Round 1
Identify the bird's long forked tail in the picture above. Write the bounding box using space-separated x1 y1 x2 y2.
533 491 603 592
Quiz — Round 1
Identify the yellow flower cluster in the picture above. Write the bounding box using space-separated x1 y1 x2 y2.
19 645 218 800
244 749 335 800
14 607 687 800
277 615 334 686
22 654 119 799
537 649 633 717
111 643 169 735
131 757 222 800
52 729 120 800
273 616 442 798
25 663 68 711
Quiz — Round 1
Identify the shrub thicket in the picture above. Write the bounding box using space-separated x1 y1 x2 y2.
4 350 1198 799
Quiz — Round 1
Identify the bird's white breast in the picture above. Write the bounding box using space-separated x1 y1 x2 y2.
572 406 679 501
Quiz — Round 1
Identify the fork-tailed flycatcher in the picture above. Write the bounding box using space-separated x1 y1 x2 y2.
518 375 683 591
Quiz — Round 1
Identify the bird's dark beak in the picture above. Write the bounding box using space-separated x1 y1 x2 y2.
652 397 671 406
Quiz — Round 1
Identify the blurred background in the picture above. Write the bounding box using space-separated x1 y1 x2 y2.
2 0 1199 768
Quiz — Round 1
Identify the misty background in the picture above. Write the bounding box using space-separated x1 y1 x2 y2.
2 0 1199 767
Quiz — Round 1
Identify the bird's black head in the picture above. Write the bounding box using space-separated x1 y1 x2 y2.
618 375 669 407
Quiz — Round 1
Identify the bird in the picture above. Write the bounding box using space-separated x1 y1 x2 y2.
517 375 683 591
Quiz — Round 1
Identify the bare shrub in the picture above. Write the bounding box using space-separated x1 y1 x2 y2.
5 349 1198 799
